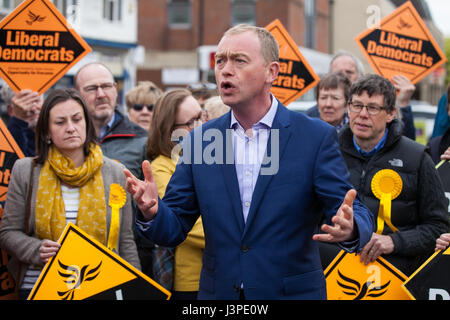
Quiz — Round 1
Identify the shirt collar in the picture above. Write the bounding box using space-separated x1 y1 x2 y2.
100 111 117 139
353 128 389 157
230 94 278 130
335 113 349 132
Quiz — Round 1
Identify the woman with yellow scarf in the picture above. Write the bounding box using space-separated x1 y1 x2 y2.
0 89 140 299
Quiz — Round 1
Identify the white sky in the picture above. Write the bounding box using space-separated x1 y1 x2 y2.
426 0 450 37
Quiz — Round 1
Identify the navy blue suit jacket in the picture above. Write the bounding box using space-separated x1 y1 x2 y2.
137 100 373 299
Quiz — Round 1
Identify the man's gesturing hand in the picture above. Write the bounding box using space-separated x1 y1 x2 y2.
313 189 357 243
124 160 159 221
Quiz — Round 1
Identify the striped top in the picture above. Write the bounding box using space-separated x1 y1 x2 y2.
61 185 80 225
21 185 80 291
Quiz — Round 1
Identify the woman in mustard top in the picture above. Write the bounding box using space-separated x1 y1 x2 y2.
146 89 204 299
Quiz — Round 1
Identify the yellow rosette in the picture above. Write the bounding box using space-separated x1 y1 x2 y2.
371 169 402 234
107 184 126 252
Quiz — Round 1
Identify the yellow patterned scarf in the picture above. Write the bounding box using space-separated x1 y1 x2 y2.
35 143 107 244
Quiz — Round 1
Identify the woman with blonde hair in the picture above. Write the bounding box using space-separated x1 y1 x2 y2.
203 95 230 121
125 81 163 131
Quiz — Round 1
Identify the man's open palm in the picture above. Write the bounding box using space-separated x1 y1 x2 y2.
312 189 356 243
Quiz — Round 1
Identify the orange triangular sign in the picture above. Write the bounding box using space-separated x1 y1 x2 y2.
28 223 171 300
265 19 319 106
444 247 450 255
0 117 25 300
0 118 24 155
0 118 24 202
355 1 446 84
0 0 91 94
324 250 410 300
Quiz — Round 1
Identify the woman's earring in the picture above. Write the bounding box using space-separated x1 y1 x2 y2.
46 138 51 144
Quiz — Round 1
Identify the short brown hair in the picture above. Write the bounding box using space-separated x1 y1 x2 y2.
349 74 396 113
316 72 352 102
223 24 279 65
146 89 192 160
35 88 98 164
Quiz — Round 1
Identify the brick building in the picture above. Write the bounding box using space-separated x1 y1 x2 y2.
136 0 331 91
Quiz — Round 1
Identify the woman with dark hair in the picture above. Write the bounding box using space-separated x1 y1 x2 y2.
146 88 204 299
0 88 140 299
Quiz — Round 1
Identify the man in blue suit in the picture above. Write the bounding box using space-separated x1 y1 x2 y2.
124 24 374 299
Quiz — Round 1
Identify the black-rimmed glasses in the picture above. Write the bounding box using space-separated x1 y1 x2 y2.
348 101 386 116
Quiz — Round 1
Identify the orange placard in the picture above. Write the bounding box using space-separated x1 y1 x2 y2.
355 1 446 84
0 118 25 300
324 250 410 300
266 19 320 106
0 118 24 203
28 223 171 300
0 0 91 94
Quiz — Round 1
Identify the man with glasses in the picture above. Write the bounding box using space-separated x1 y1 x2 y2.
337 74 449 276
74 62 152 277
306 51 416 141
74 62 148 179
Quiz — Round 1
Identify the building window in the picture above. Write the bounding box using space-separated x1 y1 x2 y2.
304 0 316 49
103 0 122 22
231 0 256 26
0 0 13 10
168 0 191 27
53 0 78 21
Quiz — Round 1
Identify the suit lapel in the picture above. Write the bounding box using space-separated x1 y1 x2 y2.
217 113 245 233
243 102 291 236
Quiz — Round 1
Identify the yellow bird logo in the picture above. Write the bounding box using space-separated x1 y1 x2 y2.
57 259 102 300
336 269 390 300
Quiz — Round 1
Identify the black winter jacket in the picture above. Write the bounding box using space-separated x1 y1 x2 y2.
427 126 450 164
338 119 449 275
100 107 148 179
